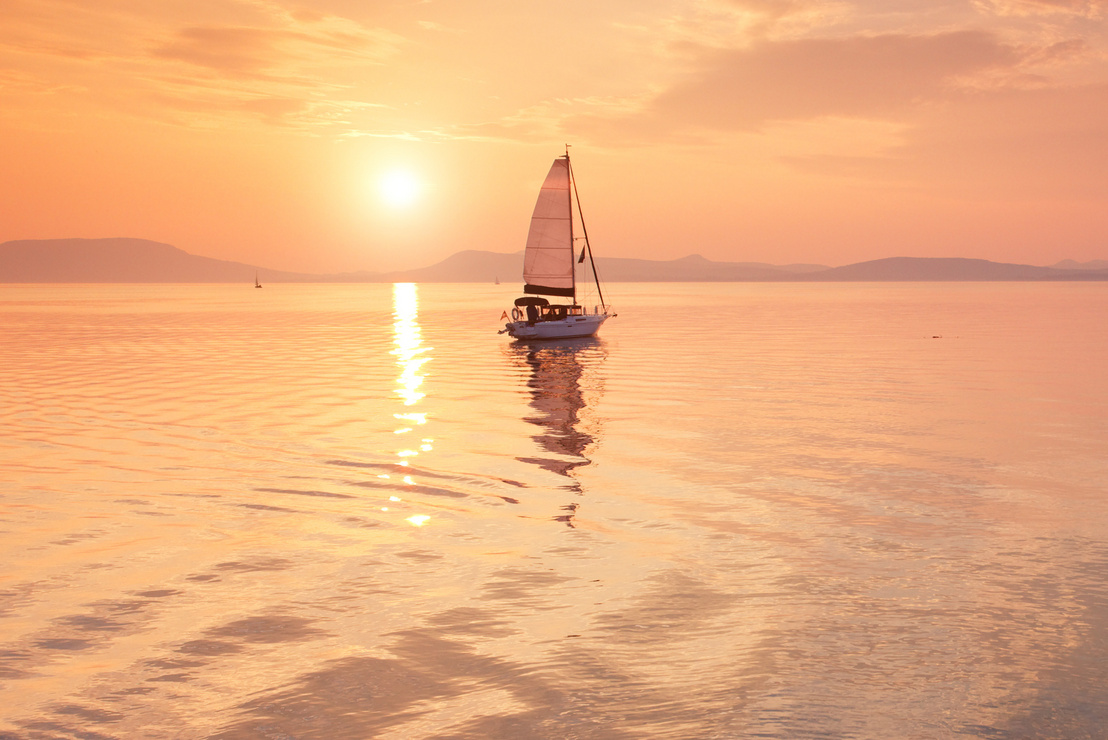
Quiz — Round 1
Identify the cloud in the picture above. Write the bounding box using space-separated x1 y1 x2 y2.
0 1 404 130
716 0 842 28
1017 38 1089 71
153 26 283 75
629 0 846 56
649 31 1022 130
710 0 837 29
555 23 1107 203
150 16 401 78
974 0 1107 16
724 0 812 13
436 95 649 145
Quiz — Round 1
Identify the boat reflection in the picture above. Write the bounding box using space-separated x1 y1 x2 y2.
509 337 607 527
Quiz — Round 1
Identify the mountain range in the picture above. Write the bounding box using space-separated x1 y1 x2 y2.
2 238 1107 283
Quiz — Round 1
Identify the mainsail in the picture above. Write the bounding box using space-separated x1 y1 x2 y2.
499 149 612 341
523 156 574 298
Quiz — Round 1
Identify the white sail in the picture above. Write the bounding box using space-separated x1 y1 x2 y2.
499 150 613 341
523 157 574 297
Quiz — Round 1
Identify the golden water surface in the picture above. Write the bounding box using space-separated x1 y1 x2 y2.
2 282 1107 738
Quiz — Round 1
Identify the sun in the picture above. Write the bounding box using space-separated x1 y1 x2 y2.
379 170 421 208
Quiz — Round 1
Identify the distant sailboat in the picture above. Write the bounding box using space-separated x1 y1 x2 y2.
254 272 262 288
495 276 500 285
500 148 612 340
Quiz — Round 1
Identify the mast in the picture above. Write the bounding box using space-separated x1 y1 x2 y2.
566 145 575 304
567 149 607 311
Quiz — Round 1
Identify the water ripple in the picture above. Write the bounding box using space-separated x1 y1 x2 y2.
2 283 1107 738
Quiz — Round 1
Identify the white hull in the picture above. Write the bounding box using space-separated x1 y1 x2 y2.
505 313 608 340
502 151 614 342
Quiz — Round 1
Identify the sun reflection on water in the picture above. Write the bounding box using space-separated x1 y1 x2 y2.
391 283 429 408
391 283 433 525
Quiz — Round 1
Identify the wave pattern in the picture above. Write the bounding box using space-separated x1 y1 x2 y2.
1 282 1108 738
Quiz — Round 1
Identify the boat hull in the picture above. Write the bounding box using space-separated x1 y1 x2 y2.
505 314 608 340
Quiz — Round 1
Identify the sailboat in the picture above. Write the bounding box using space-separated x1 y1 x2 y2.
500 148 613 340
254 272 262 288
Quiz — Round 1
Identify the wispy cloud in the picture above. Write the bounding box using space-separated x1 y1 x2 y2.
153 26 290 76
0 0 405 130
650 31 1022 130
974 0 1107 17
151 16 400 77
411 95 648 145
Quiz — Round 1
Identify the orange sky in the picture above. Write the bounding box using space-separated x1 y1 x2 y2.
2 0 1106 272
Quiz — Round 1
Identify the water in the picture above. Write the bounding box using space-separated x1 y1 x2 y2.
2 281 1107 739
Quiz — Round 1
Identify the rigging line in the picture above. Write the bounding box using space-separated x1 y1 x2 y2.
567 154 607 311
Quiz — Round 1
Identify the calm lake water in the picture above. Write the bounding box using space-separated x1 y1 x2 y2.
2 281 1107 739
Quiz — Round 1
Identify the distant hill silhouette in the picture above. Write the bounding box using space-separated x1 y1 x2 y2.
810 257 1089 281
595 254 828 281
377 251 830 283
0 238 313 283
3 238 1106 283
1052 259 1108 271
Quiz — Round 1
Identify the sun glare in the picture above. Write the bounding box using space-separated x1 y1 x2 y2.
379 170 421 208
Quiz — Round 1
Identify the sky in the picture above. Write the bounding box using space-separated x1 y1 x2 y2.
2 0 1107 272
